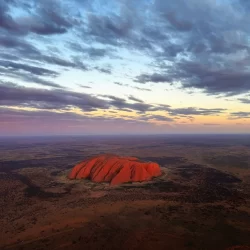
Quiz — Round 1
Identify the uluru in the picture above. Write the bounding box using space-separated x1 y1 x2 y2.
68 154 161 185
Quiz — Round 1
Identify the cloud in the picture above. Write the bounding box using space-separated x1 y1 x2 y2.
0 34 88 75
0 107 142 128
84 48 107 58
165 11 193 32
87 12 133 44
0 107 85 122
0 35 38 52
0 82 167 113
130 0 250 96
229 112 250 119
101 94 152 112
128 95 144 103
0 83 108 111
0 69 62 88
135 57 250 96
1 106 174 136
135 73 172 84
0 81 234 135
140 114 175 122
68 43 111 59
114 82 151 92
0 106 175 130
203 123 220 126
0 60 58 76
167 107 226 116
95 66 112 74
0 0 76 35
114 82 126 86
133 87 151 92
3 83 226 116
2 0 250 107
79 85 92 89
238 98 250 104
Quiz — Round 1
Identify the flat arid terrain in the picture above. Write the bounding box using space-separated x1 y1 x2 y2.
1 135 250 250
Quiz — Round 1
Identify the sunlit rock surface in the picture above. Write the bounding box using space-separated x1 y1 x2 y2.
68 154 161 185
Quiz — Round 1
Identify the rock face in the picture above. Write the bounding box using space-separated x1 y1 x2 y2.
68 154 161 185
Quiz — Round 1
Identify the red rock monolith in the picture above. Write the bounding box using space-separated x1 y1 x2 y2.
68 154 161 185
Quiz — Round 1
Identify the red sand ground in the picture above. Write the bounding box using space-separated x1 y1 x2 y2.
68 154 161 185
226 247 250 250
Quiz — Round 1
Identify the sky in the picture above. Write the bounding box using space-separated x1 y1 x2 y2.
0 0 250 136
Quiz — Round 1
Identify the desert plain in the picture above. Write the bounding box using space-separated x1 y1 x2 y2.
0 134 250 250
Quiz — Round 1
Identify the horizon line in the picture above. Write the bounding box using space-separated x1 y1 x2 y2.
1 133 250 138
